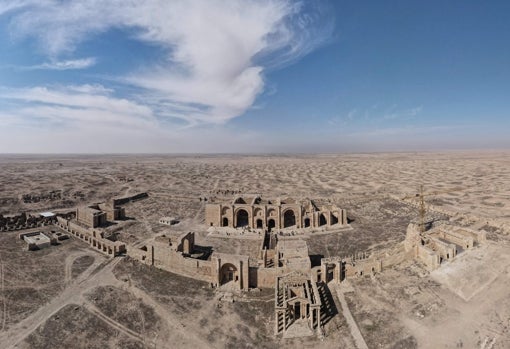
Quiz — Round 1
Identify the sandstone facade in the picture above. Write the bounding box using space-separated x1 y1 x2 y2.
205 196 347 230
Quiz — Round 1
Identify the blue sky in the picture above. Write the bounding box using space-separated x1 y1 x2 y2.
0 0 509 153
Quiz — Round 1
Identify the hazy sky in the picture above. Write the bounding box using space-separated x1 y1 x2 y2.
1 1 509 153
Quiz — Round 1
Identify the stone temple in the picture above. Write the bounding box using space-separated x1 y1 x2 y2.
205 196 348 231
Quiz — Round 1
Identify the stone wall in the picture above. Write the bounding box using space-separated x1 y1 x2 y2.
57 217 126 257
127 241 213 283
206 196 348 231
0 213 56 232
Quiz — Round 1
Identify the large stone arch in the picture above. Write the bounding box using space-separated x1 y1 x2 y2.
267 218 276 231
283 209 296 228
253 207 264 228
319 213 328 226
220 263 238 284
235 208 250 228
331 213 339 225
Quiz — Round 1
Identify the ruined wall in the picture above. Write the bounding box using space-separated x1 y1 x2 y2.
211 253 250 290
57 218 125 257
429 237 456 261
128 242 213 283
453 227 487 244
0 213 56 231
255 267 281 288
98 203 125 221
416 245 440 271
344 258 382 278
206 198 348 230
440 230 474 249
205 204 221 227
76 207 106 228
112 192 148 206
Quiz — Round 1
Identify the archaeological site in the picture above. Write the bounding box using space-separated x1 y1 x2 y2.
0 152 509 349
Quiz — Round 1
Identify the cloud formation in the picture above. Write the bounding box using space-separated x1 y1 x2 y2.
23 57 97 71
2 0 332 126
0 85 156 130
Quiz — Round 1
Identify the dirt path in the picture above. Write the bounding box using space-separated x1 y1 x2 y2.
0 255 114 348
123 282 214 349
333 284 369 349
82 300 143 342
63 251 96 285
0 250 213 349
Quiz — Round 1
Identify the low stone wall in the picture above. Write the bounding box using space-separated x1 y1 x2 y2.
0 213 56 232
113 192 149 206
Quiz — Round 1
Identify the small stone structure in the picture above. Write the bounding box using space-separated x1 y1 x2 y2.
319 253 382 284
205 196 347 231
76 206 107 228
56 216 126 256
19 231 52 251
159 217 179 226
405 223 487 270
76 201 125 228
274 271 322 338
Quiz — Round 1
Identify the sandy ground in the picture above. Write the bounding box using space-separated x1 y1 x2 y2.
0 151 509 348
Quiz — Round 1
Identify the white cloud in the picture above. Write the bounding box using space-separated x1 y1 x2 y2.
2 0 332 125
0 85 157 130
0 0 40 16
22 57 97 70
383 106 423 120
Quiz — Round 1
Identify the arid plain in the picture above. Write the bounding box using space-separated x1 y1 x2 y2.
0 152 509 349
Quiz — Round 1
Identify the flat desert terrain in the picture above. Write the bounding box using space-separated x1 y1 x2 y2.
0 151 509 348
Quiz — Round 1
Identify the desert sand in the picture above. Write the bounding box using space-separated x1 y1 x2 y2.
0 151 509 348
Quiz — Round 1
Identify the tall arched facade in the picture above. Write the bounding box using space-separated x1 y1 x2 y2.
205 196 348 230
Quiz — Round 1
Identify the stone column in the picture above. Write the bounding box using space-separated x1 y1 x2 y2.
320 262 327 283
238 260 243 290
275 310 280 335
216 258 221 287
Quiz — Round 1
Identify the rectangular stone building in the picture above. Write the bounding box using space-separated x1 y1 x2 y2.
206 196 347 231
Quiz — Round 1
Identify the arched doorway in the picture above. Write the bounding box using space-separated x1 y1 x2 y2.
294 302 301 319
327 264 336 282
283 210 296 228
220 263 238 284
331 214 338 225
319 213 327 226
236 209 249 228
222 217 229 227
267 219 275 231
304 217 310 228
256 219 263 229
